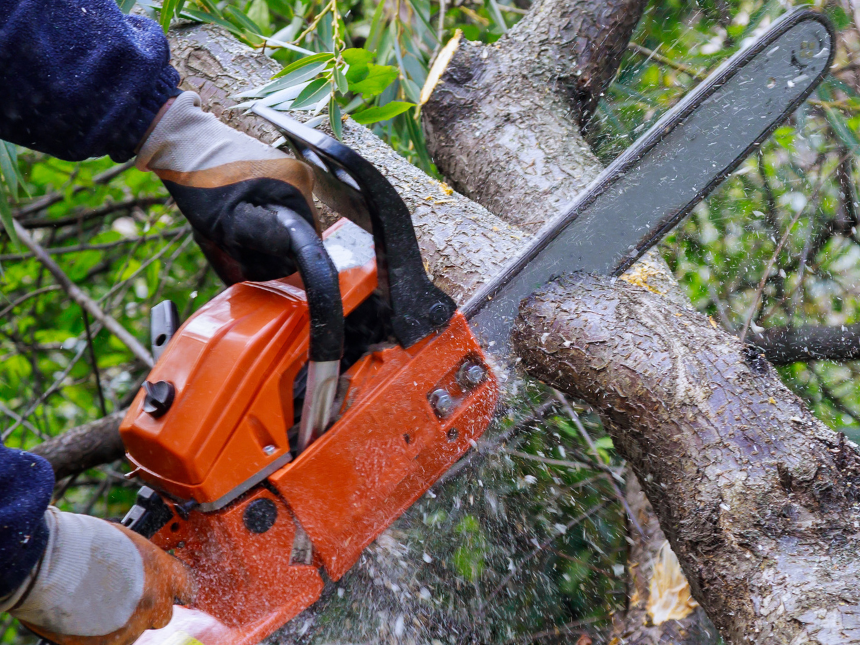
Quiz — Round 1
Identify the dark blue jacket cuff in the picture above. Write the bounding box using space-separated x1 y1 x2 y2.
0 447 54 599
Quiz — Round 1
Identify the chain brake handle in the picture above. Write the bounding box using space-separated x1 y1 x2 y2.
252 105 456 348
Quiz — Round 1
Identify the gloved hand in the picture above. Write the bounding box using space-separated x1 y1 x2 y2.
136 91 318 285
2 507 193 645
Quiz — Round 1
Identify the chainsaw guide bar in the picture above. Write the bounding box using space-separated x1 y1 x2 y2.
109 10 833 645
463 9 833 353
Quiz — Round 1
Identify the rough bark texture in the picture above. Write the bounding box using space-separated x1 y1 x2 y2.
31 409 127 481
420 4 713 640
514 273 860 644
422 0 645 232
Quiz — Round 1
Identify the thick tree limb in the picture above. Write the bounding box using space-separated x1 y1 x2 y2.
420 3 710 639
422 0 646 232
514 273 860 644
752 323 860 364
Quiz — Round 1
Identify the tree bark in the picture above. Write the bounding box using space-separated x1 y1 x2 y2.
420 4 713 640
422 0 645 233
30 409 127 481
751 323 860 365
514 272 860 644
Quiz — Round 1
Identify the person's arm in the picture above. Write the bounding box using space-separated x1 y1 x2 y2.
0 0 180 162
0 444 194 644
0 445 53 600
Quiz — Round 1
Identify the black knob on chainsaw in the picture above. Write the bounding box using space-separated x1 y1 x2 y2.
142 380 175 417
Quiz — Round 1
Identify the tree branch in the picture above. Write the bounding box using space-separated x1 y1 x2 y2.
513 273 860 643
752 323 860 364
11 220 154 366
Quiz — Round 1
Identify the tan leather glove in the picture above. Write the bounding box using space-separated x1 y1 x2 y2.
4 508 193 645
136 91 318 286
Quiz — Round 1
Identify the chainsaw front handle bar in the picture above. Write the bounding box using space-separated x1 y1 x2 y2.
270 206 344 363
252 105 457 348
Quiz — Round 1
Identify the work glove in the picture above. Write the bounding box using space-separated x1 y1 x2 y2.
1 507 193 645
136 91 318 285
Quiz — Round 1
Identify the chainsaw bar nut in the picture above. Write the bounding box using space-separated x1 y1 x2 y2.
457 361 487 389
429 388 455 418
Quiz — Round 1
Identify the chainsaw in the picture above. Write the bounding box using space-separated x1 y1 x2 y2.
82 10 831 645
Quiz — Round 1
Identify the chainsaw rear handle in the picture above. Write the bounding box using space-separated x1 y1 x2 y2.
265 206 344 362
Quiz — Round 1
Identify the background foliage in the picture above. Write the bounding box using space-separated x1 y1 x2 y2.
2 0 860 642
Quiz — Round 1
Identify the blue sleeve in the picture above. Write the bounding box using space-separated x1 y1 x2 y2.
0 445 54 599
0 0 181 162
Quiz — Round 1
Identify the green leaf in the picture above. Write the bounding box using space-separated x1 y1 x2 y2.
0 187 19 246
485 0 508 33
329 97 343 140
270 61 331 93
159 0 179 31
348 64 399 98
342 48 375 70
196 0 222 17
333 66 349 94
0 142 18 198
182 8 242 34
246 0 271 36
290 78 331 109
272 52 335 79
224 6 265 37
403 110 432 171
367 0 387 51
351 101 414 125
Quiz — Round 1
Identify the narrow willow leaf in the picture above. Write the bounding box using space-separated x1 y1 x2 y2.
264 36 315 56
159 0 178 31
182 9 242 34
291 78 331 109
257 82 311 107
352 101 415 125
0 187 18 246
197 0 222 17
318 12 334 52
334 66 349 94
118 0 137 14
404 0 439 43
225 6 265 38
247 0 271 36
304 114 327 129
485 0 508 33
367 0 387 51
329 97 343 140
273 53 334 79
402 78 422 104
0 143 17 198
271 62 331 93
403 108 432 171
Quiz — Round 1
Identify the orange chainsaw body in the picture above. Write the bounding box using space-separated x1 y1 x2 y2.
121 219 498 643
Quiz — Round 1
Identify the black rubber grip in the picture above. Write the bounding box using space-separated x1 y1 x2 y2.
273 207 344 362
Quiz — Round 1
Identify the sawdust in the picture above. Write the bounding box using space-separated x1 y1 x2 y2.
646 541 699 625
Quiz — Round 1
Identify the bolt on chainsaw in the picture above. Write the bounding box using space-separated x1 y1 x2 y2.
58 9 832 645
